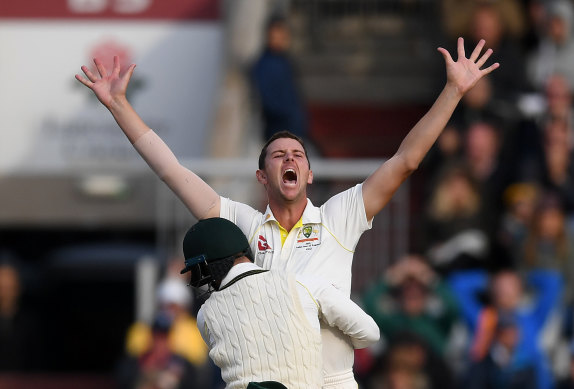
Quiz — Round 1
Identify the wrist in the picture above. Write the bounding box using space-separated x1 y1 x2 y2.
443 82 464 100
108 95 130 113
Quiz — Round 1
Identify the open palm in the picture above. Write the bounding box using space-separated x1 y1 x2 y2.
438 37 499 96
75 56 135 108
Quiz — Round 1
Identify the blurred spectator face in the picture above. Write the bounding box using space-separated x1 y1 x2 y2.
547 0 574 44
448 173 477 210
463 77 493 109
545 75 572 118
529 0 547 33
548 15 569 44
0 264 20 315
492 272 522 310
386 343 428 389
504 183 539 223
513 199 535 223
537 204 565 240
386 368 426 389
471 5 504 47
437 127 461 156
156 278 191 320
268 21 290 52
544 116 569 147
466 122 499 163
430 168 480 220
399 279 428 316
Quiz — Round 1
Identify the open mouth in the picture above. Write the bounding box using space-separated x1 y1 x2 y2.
282 168 298 185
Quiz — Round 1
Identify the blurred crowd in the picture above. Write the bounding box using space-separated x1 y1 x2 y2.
357 0 574 388
3 0 574 388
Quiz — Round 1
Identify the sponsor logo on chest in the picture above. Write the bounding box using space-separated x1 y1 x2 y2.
258 235 273 252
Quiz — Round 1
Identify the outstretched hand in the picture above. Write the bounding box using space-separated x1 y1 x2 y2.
437 37 499 97
75 56 136 109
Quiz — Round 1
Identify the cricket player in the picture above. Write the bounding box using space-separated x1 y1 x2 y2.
179 217 379 389
76 36 499 388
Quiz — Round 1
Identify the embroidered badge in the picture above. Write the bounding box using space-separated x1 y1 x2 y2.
295 226 320 250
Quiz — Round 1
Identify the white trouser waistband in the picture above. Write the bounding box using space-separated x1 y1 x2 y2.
323 369 357 389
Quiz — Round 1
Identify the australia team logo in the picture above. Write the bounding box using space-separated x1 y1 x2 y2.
296 225 320 249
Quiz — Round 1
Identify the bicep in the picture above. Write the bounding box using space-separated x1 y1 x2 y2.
162 166 221 219
321 184 372 250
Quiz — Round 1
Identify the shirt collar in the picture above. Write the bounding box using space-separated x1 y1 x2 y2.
219 262 262 289
262 198 321 226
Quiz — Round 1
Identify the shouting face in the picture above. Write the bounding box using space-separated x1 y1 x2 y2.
256 137 313 204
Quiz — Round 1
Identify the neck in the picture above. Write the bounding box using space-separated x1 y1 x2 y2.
233 256 252 266
269 198 307 232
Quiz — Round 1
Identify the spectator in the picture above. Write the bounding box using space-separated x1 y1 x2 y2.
464 2 529 101
527 0 574 90
463 120 517 234
362 254 459 357
449 268 562 389
120 276 211 388
365 333 455 389
516 74 574 186
544 74 574 136
521 113 574 215
0 254 44 371
462 311 538 389
497 182 540 266
118 311 198 389
421 165 490 273
521 194 574 303
423 76 520 183
249 16 312 150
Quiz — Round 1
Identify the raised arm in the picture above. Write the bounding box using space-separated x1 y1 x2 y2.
362 38 500 220
75 57 220 219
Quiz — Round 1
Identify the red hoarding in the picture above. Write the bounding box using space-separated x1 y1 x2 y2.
0 0 219 20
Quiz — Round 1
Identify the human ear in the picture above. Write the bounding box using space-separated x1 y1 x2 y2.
256 169 267 185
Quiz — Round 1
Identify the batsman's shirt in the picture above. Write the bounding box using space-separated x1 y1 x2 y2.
220 183 373 385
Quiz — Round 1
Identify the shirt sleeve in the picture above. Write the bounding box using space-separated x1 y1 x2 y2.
320 183 372 251
219 197 265 247
297 274 380 349
196 307 214 349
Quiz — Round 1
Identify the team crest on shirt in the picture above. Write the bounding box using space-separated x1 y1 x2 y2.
295 225 320 250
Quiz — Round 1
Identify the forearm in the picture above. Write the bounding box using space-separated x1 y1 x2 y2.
394 83 462 170
107 96 151 144
134 131 220 219
345 306 380 349
320 290 380 349
362 84 463 218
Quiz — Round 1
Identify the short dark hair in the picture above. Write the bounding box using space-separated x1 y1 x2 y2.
266 14 287 33
258 131 310 170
